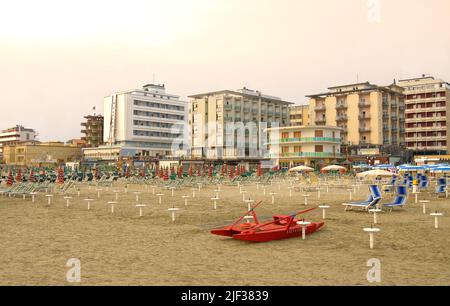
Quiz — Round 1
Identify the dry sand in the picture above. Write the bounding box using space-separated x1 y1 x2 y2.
0 180 449 285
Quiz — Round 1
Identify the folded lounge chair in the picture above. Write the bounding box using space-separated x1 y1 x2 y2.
343 185 381 211
383 186 408 211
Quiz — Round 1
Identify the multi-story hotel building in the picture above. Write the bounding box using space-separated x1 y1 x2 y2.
0 125 38 160
3 142 82 166
397 76 450 154
289 104 310 126
266 125 342 168
188 87 292 161
95 84 188 161
307 82 405 150
81 115 104 148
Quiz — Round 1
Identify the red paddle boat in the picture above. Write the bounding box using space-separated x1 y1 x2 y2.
211 202 325 242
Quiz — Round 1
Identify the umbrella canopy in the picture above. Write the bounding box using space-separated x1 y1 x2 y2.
372 164 396 170
430 166 450 173
356 169 399 178
321 165 346 172
288 165 314 173
398 165 426 172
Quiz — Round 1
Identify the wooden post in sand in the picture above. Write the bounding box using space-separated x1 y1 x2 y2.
45 194 54 206
136 204 146 217
430 212 443 229
168 208 180 222
211 197 219 210
363 227 380 249
108 201 117 213
64 196 73 208
297 221 311 240
84 198 93 210
318 205 330 220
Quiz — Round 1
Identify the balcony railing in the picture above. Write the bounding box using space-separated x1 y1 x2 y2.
335 103 347 109
224 104 233 111
359 115 371 120
315 118 326 124
279 137 341 143
359 127 371 133
336 115 348 121
271 152 343 158
359 102 371 108
314 105 326 111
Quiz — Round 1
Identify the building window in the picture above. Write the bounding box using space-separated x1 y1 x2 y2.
315 130 324 137
315 145 323 153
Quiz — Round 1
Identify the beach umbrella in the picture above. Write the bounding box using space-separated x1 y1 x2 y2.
235 166 240 177
29 169 35 183
289 165 314 173
208 165 213 178
229 167 234 179
431 166 450 173
197 166 201 177
57 167 64 184
372 164 396 170
356 169 399 178
16 168 23 182
321 165 347 173
188 165 193 177
398 165 425 172
7 170 14 186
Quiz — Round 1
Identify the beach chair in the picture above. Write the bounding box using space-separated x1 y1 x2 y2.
343 185 381 212
383 186 408 212
431 178 447 198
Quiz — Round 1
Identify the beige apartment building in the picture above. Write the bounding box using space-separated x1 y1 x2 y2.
266 125 342 168
307 82 405 149
289 104 310 126
3 142 82 166
189 87 292 160
397 76 450 154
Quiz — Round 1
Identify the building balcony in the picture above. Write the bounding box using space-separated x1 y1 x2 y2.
359 114 371 120
315 118 326 124
359 102 370 108
224 104 233 111
314 105 326 111
243 107 251 113
335 103 347 110
359 127 371 133
336 115 348 122
279 137 341 144
252 108 258 115
273 152 343 158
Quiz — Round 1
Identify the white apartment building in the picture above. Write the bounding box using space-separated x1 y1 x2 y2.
91 84 188 161
0 125 38 158
266 125 342 168
189 87 292 161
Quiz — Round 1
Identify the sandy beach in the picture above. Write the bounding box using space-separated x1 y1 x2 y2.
0 180 449 286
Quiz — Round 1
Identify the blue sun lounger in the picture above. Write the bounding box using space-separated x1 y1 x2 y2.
383 186 408 211
343 185 382 211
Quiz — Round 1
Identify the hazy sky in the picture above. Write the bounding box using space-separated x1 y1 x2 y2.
1 0 449 141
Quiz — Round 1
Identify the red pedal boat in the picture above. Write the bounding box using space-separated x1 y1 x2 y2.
211 202 324 243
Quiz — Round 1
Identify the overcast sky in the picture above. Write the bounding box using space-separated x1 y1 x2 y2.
1 0 449 141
